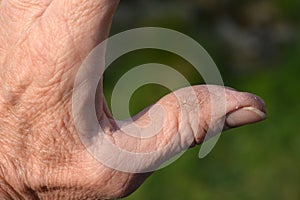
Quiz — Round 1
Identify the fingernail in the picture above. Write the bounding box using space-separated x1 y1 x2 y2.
226 107 267 128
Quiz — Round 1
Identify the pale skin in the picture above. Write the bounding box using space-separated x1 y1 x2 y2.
0 0 267 199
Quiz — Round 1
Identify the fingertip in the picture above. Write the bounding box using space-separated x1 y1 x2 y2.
226 106 267 128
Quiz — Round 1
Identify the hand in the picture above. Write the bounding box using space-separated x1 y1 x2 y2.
0 0 266 199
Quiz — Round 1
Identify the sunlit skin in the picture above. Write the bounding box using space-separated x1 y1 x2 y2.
0 1 266 199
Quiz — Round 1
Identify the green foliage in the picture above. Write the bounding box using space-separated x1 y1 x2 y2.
104 1 300 199
122 44 300 200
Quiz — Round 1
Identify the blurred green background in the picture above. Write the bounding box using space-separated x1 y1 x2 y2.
103 0 300 199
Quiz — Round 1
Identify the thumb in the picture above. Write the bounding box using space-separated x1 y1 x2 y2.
94 85 266 173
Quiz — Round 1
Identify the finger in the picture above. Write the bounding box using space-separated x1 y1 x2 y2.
1 0 119 90
0 0 52 58
107 85 266 172
28 0 119 80
45 0 119 58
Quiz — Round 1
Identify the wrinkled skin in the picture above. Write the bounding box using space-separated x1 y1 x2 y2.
0 1 266 199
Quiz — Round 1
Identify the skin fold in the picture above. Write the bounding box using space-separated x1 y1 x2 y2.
0 0 266 199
